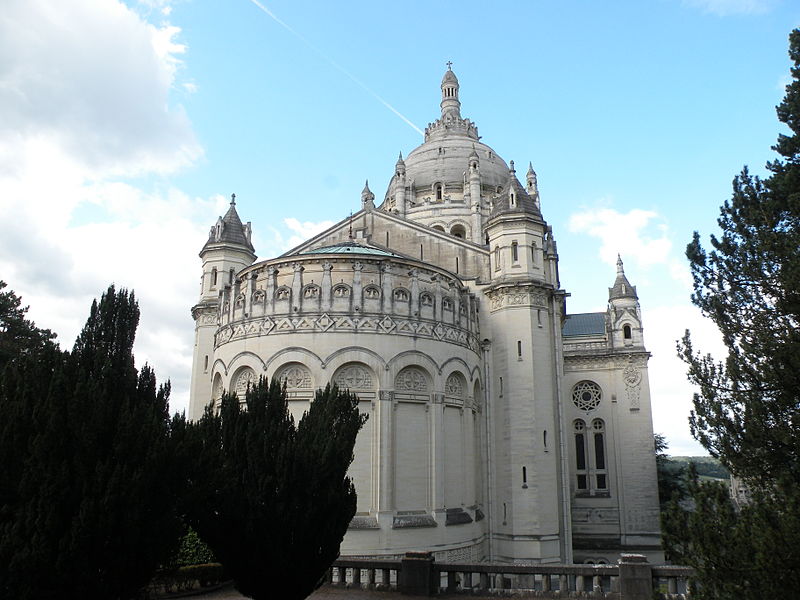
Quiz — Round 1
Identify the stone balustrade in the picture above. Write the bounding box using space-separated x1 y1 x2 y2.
328 553 694 599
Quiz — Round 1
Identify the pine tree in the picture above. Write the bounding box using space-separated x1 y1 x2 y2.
0 280 56 371
668 28 800 598
181 379 366 600
0 286 182 600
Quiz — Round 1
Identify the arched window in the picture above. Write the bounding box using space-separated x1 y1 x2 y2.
450 224 466 238
623 324 632 340
510 191 516 207
494 246 501 270
229 268 235 285
211 267 218 288
435 183 443 200
593 419 608 490
511 241 519 262
432 225 445 232
574 420 588 491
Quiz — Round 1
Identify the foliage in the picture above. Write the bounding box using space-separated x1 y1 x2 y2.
663 468 800 599
0 280 56 371
669 456 729 480
180 379 367 600
673 28 800 598
654 434 687 510
151 563 226 595
681 28 800 488
0 286 182 600
172 527 217 567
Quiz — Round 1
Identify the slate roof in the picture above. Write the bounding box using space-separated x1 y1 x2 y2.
562 312 606 337
299 241 401 258
202 200 255 253
489 171 540 218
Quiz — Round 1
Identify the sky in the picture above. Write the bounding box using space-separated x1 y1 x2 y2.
1 0 798 456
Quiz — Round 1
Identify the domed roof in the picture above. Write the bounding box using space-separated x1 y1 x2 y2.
383 66 509 202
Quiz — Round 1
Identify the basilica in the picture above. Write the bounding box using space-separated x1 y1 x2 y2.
188 67 662 564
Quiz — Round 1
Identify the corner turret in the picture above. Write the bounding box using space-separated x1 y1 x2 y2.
607 256 643 348
190 194 257 419
362 180 376 211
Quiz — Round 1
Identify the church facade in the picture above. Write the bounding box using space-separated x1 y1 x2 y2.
188 67 662 564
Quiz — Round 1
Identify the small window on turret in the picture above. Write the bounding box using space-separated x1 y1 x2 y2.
623 324 632 340
211 268 218 288
435 183 443 201
511 241 519 263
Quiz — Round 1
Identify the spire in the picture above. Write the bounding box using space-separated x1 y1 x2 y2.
526 162 539 200
361 179 375 210
203 192 255 253
609 255 638 300
440 62 461 120
395 152 406 176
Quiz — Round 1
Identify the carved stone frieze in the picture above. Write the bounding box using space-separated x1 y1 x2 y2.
214 313 480 354
485 285 549 312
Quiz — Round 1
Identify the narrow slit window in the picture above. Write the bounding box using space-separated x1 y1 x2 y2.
517 340 522 358
511 241 519 262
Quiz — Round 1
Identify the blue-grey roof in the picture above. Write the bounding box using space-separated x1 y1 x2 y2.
563 312 606 337
298 241 401 257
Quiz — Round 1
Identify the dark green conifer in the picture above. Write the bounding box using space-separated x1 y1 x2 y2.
182 379 366 600
0 286 181 600
668 28 800 599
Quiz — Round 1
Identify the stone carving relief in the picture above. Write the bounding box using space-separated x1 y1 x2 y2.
445 373 464 397
623 361 642 410
277 364 312 389
334 364 374 390
395 367 429 392
233 367 257 397
364 286 380 299
275 287 290 300
487 287 548 311
394 289 409 302
303 285 320 299
420 293 433 306
333 284 351 297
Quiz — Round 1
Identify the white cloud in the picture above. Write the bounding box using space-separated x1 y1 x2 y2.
0 0 201 178
646 303 727 456
568 206 673 268
682 0 776 16
0 0 208 415
282 218 337 250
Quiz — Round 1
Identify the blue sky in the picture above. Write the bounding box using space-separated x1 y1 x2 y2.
1 0 798 455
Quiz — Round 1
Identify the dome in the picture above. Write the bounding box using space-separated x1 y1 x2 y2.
383 66 509 204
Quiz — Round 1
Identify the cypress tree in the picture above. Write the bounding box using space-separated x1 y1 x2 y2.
183 379 366 600
0 286 181 600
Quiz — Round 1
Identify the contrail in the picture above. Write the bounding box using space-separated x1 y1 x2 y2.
247 0 424 137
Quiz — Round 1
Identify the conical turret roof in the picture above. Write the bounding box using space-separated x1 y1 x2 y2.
609 255 638 300
202 194 255 253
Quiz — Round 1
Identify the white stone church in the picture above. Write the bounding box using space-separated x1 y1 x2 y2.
188 67 662 564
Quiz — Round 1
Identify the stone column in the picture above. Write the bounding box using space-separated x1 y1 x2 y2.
321 261 332 312
266 266 277 313
352 262 363 311
410 268 420 317
291 263 303 312
431 392 445 513
381 262 393 314
618 554 652 600
379 390 394 513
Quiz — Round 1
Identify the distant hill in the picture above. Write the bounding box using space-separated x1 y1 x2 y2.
669 456 729 480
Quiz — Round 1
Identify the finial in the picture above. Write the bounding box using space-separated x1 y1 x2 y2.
509 160 515 173
527 162 534 175
617 254 624 275
230 193 236 206
349 211 353 240
446 60 453 71
362 179 371 194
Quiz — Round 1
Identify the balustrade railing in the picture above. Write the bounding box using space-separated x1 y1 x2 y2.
328 553 694 599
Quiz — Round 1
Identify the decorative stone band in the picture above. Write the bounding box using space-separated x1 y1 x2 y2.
484 284 550 312
191 303 218 325
563 351 650 370
214 312 481 355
